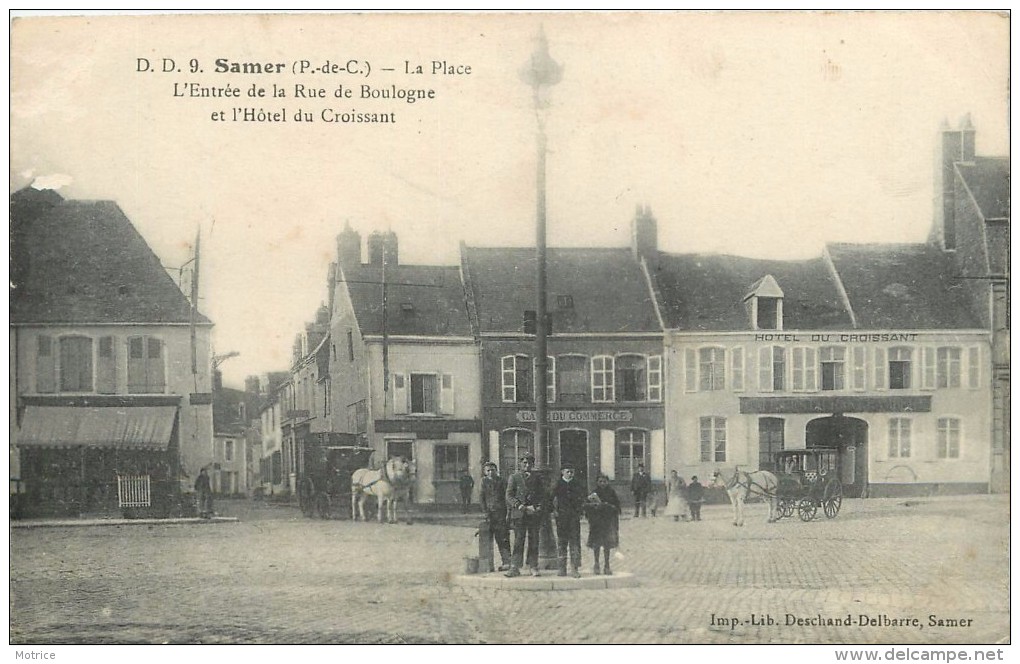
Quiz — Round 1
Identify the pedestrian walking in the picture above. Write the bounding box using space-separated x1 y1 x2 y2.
663 469 689 522
551 464 586 578
630 464 652 517
480 462 512 571
504 454 547 577
585 474 621 575
194 467 213 519
459 470 475 513
687 475 705 521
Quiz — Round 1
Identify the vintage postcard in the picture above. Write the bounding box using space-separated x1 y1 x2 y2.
9 10 1010 655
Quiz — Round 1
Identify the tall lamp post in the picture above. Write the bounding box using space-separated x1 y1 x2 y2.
520 29 562 569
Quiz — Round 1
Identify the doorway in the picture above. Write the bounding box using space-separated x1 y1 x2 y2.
559 429 589 490
758 417 785 471
806 415 868 498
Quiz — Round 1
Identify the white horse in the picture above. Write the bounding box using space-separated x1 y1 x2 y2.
351 456 414 524
712 466 780 526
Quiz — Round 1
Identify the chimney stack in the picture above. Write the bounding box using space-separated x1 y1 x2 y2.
631 204 658 270
336 222 362 272
934 115 977 251
367 230 399 267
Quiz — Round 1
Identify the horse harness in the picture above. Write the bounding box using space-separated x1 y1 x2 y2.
355 460 399 492
723 469 774 501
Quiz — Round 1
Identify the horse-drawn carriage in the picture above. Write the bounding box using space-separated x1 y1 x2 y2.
296 433 374 519
773 448 843 521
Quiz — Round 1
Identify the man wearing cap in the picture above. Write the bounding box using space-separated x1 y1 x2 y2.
480 462 512 572
551 463 587 577
504 453 546 577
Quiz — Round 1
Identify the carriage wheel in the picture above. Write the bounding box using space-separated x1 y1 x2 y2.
823 479 843 519
797 498 817 521
298 479 316 518
779 498 795 519
316 493 332 519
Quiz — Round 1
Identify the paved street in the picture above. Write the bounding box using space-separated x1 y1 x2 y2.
10 494 1009 644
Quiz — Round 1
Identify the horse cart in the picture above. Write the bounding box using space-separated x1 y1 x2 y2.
296 433 374 519
773 448 843 521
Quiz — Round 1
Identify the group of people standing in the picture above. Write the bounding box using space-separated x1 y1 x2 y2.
630 465 704 522
480 454 621 579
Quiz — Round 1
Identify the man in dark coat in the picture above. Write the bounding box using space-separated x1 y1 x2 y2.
459 471 475 513
194 467 213 519
504 453 547 577
631 464 652 517
687 475 705 521
551 464 587 577
480 462 512 571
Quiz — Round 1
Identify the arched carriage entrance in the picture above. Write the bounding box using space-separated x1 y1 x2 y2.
806 415 868 498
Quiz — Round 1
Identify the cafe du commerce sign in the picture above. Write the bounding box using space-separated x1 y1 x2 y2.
516 410 633 423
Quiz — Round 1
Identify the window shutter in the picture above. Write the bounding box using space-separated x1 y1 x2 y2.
147 338 165 393
873 347 887 390
758 346 772 392
684 348 697 392
97 336 117 394
852 347 867 391
393 373 408 414
646 355 662 402
921 347 936 390
803 347 817 391
600 429 615 480
440 373 455 415
501 356 515 403
730 347 745 392
967 346 981 389
35 335 56 393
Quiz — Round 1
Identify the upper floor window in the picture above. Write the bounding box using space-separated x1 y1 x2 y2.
888 347 912 390
616 355 646 401
501 355 531 403
558 355 588 403
410 373 438 414
698 347 726 391
819 346 845 391
756 297 781 330
127 336 165 394
888 418 911 458
60 336 94 393
936 347 961 388
534 356 555 403
224 440 235 462
347 330 355 361
791 347 817 392
758 346 786 392
937 417 961 459
591 355 615 403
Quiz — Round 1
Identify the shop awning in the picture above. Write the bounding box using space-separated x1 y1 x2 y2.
17 406 177 450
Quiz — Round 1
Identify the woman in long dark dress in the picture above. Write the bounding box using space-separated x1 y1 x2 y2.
585 474 621 575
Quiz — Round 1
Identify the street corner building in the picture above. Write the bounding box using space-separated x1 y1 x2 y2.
9 187 215 518
652 117 1008 497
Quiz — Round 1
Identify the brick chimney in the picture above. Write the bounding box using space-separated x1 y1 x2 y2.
631 204 658 269
934 114 977 251
367 230 398 267
336 222 361 271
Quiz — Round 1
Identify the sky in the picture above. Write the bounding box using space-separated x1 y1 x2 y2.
10 12 1010 388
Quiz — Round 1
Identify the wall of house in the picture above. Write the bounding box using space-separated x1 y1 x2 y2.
366 341 482 504
480 336 666 496
666 331 992 494
13 323 215 483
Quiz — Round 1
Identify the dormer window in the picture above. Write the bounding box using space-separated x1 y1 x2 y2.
744 274 784 331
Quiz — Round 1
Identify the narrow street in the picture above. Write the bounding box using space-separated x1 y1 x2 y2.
10 494 1008 644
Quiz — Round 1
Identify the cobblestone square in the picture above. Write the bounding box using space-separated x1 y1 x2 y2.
9 494 1009 644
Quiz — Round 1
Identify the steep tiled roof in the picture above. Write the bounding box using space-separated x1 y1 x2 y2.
654 253 851 331
10 188 208 325
958 157 1009 220
826 243 980 329
344 264 472 336
462 246 661 334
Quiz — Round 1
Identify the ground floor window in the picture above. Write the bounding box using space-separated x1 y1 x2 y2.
387 440 414 461
888 418 911 458
499 429 533 476
758 417 784 470
700 416 727 462
937 418 961 459
615 429 646 480
434 444 469 481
